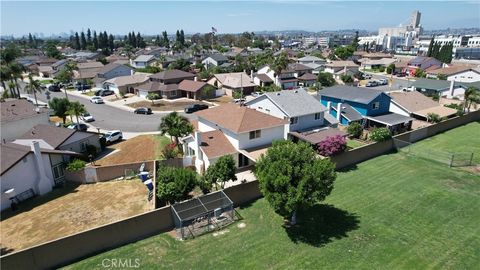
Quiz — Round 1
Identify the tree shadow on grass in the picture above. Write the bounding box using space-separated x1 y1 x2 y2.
284 204 360 247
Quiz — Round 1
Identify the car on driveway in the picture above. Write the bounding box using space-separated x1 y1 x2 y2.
90 96 104 104
363 74 372 80
251 91 263 97
67 123 88 131
103 130 123 144
81 112 95 122
184 104 209 114
95 89 114 97
76 83 91 91
48 84 61 92
134 107 152 115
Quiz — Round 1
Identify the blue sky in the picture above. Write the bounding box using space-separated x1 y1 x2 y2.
1 1 479 36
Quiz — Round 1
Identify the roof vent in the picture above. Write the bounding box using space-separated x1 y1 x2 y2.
208 136 214 139
276 93 281 96
294 90 298 93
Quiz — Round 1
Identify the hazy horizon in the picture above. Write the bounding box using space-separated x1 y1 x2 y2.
1 1 479 37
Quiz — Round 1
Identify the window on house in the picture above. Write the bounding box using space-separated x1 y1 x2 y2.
170 91 177 97
314 113 322 120
290 117 298 125
22 157 27 163
249 130 261 139
372 102 380 110
258 106 263 110
266 109 270 113
80 141 88 152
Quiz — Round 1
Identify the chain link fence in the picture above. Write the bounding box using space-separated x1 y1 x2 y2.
394 138 476 167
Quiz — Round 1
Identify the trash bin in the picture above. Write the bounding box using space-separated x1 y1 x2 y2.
139 171 149 182
144 179 154 191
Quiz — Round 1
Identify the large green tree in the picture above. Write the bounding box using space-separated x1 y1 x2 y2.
270 51 289 86
255 140 337 224
156 166 197 204
463 86 479 113
203 155 237 190
317 72 336 87
49 97 70 124
159 112 194 145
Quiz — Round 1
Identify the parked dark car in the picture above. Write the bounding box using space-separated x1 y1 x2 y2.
67 123 88 131
184 104 209 114
95 89 114 97
134 107 152 115
48 84 61 92
76 84 91 91
396 72 407 77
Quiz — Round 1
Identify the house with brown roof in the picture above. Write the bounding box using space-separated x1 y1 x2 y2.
134 69 197 99
73 61 104 83
324 61 359 79
1 141 79 211
181 103 288 173
207 72 257 97
103 74 150 95
256 63 316 89
1 99 51 142
389 91 458 120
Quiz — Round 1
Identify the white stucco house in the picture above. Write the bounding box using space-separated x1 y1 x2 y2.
426 66 480 83
130 55 157 69
180 103 288 174
0 142 78 211
1 99 51 142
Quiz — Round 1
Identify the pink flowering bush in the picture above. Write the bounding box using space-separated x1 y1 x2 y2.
316 135 347 157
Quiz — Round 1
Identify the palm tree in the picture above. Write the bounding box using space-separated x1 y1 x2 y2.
8 62 25 98
159 112 194 145
463 86 479 113
7 81 16 98
269 51 289 87
67 101 86 125
25 75 42 106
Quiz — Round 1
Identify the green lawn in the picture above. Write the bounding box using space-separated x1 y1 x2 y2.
65 123 480 269
346 138 366 149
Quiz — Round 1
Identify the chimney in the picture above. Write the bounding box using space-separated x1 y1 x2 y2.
327 101 331 112
250 70 254 81
336 102 342 121
449 79 455 97
194 76 198 82
195 131 202 149
31 141 52 195
130 69 134 76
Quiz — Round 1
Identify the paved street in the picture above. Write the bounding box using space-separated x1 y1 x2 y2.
20 82 196 132
361 72 415 92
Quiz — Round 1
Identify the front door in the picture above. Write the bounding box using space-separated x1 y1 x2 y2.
238 153 250 167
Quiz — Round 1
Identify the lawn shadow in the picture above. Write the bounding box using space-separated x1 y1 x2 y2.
337 164 358 173
284 204 360 247
0 182 80 221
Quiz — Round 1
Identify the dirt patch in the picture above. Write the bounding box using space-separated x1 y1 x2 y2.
128 100 209 111
208 96 233 104
0 180 151 254
95 135 170 166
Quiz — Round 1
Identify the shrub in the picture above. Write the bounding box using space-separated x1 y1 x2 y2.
161 142 178 159
427 113 443 123
347 122 363 138
156 166 197 204
315 135 347 157
378 66 385 72
340 74 353 84
386 64 395 74
369 127 392 142
66 159 86 172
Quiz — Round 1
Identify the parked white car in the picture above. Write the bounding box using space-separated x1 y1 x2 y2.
103 130 123 144
90 96 104 104
81 112 95 122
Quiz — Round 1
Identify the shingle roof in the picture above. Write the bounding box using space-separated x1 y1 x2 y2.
214 72 256 88
320 85 386 105
297 55 325 62
410 78 452 91
204 54 228 62
390 91 441 113
339 103 363 121
19 124 76 149
76 62 104 69
104 74 150 87
134 55 156 62
135 81 178 92
1 99 49 123
199 130 237 158
249 89 327 117
290 128 346 145
298 73 317 81
195 103 288 133
150 69 195 80
97 63 133 75
325 61 358 68
366 113 413 126
427 65 480 76
255 73 273 83
283 63 313 73
178 80 207 92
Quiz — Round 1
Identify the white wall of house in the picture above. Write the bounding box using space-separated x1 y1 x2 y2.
237 125 286 149
202 57 218 68
247 96 285 118
257 66 276 83
60 133 100 153
441 87 466 100
0 113 51 142
447 70 480 83
389 101 410 117
289 113 325 132
0 152 55 211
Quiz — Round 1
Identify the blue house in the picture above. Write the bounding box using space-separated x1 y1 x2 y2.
318 85 413 132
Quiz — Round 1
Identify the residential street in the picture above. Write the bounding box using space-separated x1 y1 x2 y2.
361 72 415 92
20 83 196 132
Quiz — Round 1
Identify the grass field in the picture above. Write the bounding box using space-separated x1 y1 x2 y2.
66 123 480 269
346 138 366 149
